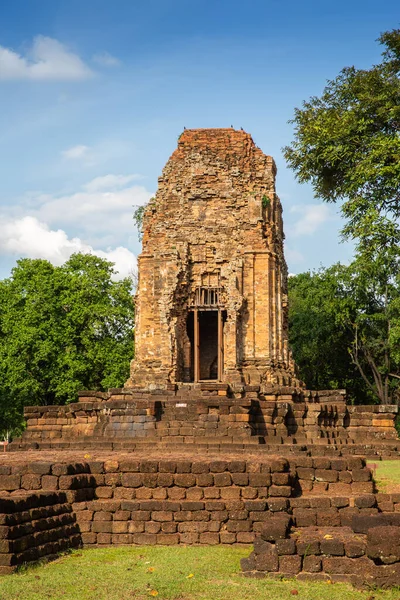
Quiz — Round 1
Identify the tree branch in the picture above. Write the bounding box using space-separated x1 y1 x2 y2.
350 341 378 397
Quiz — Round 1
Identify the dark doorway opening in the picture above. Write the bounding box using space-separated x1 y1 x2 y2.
199 311 218 380
186 309 226 382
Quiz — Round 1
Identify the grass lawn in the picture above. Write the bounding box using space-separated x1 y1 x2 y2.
370 460 400 493
0 546 400 600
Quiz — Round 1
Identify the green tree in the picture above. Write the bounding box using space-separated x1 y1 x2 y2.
283 28 400 247
289 258 400 405
0 254 134 436
283 27 400 405
288 265 370 403
340 239 400 404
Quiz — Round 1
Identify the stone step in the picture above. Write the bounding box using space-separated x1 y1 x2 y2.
241 523 400 587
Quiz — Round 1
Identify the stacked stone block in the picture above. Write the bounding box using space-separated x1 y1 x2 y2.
0 492 81 574
0 456 297 546
289 455 375 495
10 387 399 458
0 452 399 586
241 513 400 588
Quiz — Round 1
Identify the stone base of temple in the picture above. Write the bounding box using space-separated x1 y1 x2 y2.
0 449 399 588
126 364 303 391
9 384 399 458
2 383 399 585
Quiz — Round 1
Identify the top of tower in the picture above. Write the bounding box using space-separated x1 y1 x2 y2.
178 127 252 145
171 128 276 173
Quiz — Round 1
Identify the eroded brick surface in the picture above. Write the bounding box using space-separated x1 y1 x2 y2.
128 128 298 389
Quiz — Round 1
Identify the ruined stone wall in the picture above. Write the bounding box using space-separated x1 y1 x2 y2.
128 128 299 389
0 455 381 550
241 510 400 588
2 453 399 586
11 388 399 457
0 491 80 574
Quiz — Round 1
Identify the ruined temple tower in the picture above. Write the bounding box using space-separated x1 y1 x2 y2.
127 128 300 390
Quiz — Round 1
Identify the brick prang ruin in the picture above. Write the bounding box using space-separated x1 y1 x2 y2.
128 128 299 389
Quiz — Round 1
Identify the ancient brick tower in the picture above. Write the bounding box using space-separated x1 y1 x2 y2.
127 128 300 390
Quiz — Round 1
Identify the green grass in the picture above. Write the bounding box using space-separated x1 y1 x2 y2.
0 546 399 600
371 460 400 492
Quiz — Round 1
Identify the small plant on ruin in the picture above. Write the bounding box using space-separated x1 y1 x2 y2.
262 195 270 208
133 204 147 241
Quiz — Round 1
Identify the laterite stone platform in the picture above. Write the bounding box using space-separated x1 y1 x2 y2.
9 386 400 459
0 448 399 582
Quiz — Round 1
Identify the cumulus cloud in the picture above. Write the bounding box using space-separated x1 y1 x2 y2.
25 176 151 245
0 36 93 81
0 173 152 277
290 204 332 236
0 216 136 280
92 51 120 67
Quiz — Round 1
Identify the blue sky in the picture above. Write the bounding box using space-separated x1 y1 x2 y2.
0 0 398 279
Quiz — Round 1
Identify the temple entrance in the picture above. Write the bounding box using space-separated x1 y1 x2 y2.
186 309 225 382
199 311 218 380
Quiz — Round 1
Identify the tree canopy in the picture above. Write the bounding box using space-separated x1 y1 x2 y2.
0 254 134 436
288 257 400 405
284 28 400 246
288 265 365 400
284 27 400 407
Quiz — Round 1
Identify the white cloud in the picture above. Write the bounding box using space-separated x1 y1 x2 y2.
92 51 120 67
26 177 151 245
62 145 91 160
0 36 93 81
1 173 152 277
95 246 136 280
290 204 331 236
83 174 142 193
0 216 136 280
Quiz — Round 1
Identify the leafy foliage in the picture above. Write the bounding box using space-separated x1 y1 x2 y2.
284 28 400 247
289 258 400 405
0 254 134 436
288 266 371 403
284 27 400 406
133 204 147 241
262 195 270 208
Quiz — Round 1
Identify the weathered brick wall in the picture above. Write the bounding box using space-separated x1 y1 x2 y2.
346 405 399 442
0 452 399 576
0 455 383 549
128 128 299 389
288 456 375 495
12 388 398 455
0 492 81 574
241 510 400 587
289 492 400 528
0 457 293 543
72 457 289 546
